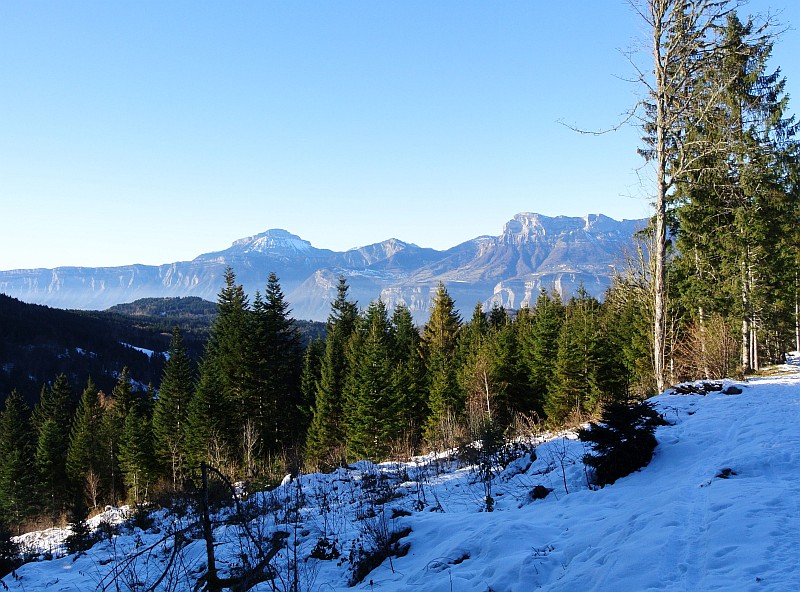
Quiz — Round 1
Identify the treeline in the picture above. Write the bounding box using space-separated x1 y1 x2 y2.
0 294 170 404
0 294 325 407
0 266 655 534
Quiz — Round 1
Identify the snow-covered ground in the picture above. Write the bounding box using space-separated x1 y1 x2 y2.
4 358 800 591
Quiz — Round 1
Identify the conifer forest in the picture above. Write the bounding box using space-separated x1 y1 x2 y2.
1 4 800 587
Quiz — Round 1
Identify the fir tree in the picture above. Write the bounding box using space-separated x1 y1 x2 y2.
248 273 303 457
518 289 564 417
0 390 36 532
344 300 396 461
152 326 195 489
421 283 463 445
305 277 358 469
33 374 73 525
66 379 105 509
390 304 426 453
118 397 156 503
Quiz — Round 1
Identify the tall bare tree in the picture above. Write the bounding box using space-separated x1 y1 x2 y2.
633 0 742 391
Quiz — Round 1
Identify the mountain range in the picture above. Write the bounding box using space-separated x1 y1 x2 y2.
0 213 646 322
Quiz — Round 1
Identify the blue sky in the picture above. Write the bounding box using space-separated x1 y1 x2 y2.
1 1 798 270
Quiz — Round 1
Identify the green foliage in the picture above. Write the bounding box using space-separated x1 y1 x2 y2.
33 374 74 525
118 397 156 503
0 390 36 530
547 289 624 423
248 273 303 455
344 300 397 461
298 338 324 437
579 401 667 487
667 11 800 375
305 277 359 468
518 290 564 417
186 267 250 470
389 304 426 451
152 327 195 488
66 379 106 508
422 283 463 443
0 525 21 579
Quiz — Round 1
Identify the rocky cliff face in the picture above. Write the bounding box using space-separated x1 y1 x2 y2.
0 214 646 322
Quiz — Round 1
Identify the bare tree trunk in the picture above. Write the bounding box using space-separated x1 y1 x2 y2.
636 0 738 392
795 271 799 352
652 3 668 394
741 257 751 375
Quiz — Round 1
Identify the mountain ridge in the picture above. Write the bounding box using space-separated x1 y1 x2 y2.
0 213 647 321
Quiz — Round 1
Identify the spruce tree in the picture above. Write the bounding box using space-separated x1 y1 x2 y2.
248 273 303 457
298 338 324 439
184 354 230 470
305 277 358 469
343 300 397 461
33 374 73 525
187 268 250 472
118 397 156 503
152 326 195 490
518 290 564 417
66 379 105 509
390 304 426 453
547 289 620 424
0 390 36 532
100 368 137 504
671 12 799 374
421 283 463 445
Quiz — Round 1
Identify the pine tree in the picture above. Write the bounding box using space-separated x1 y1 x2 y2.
100 368 137 504
0 390 36 532
421 283 463 445
518 289 564 417
152 326 195 490
66 379 105 509
186 268 250 472
547 289 621 424
305 277 358 469
298 338 324 439
118 397 156 503
344 300 396 461
390 304 426 454
248 273 303 458
33 374 73 525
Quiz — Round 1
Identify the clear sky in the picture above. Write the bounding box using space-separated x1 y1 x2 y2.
1 1 798 270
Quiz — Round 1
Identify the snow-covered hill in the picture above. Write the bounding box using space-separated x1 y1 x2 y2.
4 360 800 591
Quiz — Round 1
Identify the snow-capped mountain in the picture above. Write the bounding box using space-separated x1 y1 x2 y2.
0 213 646 321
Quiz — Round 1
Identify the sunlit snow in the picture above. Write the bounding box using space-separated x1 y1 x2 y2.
4 358 800 591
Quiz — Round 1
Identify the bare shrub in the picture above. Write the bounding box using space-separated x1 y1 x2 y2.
675 315 738 381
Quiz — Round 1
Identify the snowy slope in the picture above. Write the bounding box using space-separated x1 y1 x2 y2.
4 360 800 591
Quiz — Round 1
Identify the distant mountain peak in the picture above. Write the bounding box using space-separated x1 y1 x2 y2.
0 211 647 321
231 229 314 254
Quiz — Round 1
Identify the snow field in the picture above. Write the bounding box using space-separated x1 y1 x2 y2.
4 362 800 591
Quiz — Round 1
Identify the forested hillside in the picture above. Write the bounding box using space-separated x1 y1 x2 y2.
1 2 799 588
